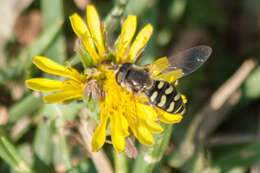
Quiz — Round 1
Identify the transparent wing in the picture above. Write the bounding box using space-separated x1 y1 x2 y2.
142 57 182 83
165 45 212 77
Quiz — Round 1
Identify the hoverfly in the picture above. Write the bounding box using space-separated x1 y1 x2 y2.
115 46 212 114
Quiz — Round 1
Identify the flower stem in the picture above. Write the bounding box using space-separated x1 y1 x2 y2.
114 152 128 173
132 124 173 173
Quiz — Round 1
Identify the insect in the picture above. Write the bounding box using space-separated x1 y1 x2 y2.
115 45 212 114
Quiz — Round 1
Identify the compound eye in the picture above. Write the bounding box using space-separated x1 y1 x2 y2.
116 72 124 84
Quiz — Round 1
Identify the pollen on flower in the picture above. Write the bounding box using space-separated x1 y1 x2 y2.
91 68 164 152
68 5 185 153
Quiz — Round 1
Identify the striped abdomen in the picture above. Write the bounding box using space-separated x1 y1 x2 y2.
144 80 185 114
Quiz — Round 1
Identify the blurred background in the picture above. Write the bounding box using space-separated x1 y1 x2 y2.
0 0 260 172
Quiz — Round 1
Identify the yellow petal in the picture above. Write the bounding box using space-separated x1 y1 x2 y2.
155 69 182 83
62 80 83 90
33 56 81 81
87 5 106 57
116 15 137 63
136 125 154 146
132 103 163 135
70 13 99 65
122 109 155 146
136 103 157 121
26 78 63 92
157 108 183 124
119 113 130 137
110 114 126 152
144 120 163 133
91 114 109 152
145 57 169 76
128 24 153 62
43 90 83 103
81 35 100 65
70 13 89 38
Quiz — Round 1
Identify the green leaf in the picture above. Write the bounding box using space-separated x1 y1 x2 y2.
43 102 83 122
0 138 17 168
52 129 72 172
9 94 42 123
104 0 129 33
69 54 82 66
18 143 34 166
42 102 82 171
212 142 260 172
78 47 93 68
23 20 64 70
0 137 32 172
68 159 97 173
84 99 100 122
33 123 54 172
243 66 260 99
41 0 66 63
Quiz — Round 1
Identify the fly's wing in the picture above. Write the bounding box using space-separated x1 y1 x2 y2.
143 57 183 83
143 45 212 83
165 45 212 77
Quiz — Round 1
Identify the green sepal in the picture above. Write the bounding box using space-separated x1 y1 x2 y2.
78 46 93 68
107 52 116 62
83 96 101 123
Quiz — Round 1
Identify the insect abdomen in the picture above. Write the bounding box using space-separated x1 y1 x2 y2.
144 80 185 114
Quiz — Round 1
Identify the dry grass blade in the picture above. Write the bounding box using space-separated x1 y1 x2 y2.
74 0 90 10
10 116 31 139
208 134 258 146
168 58 257 169
0 105 8 125
198 58 257 139
184 58 256 143
78 114 114 173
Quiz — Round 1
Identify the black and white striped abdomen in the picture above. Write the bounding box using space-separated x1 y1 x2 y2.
144 80 185 114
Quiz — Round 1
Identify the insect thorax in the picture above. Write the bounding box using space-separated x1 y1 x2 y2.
115 63 153 92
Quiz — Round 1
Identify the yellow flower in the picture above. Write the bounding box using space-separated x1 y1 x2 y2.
26 5 185 153
70 5 184 152
69 6 153 66
26 56 87 103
